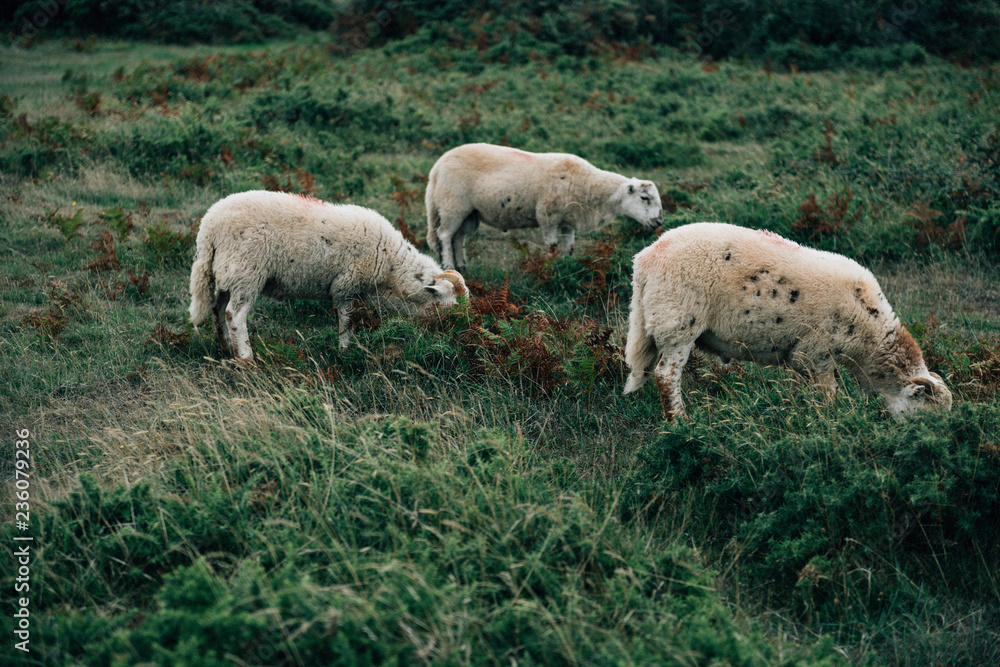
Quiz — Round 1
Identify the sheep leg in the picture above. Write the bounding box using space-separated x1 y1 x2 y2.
789 342 838 401
453 214 479 274
541 224 560 254
813 370 838 401
654 343 693 422
558 226 576 256
794 368 838 402
435 206 474 271
225 295 256 363
436 226 457 270
337 301 355 349
213 290 232 356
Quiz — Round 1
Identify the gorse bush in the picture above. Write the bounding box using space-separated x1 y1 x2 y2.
337 0 1000 64
7 0 1000 64
0 411 845 665
627 402 1000 632
4 0 335 45
142 219 196 267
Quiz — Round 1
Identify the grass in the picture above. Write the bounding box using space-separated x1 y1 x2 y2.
1 33 999 666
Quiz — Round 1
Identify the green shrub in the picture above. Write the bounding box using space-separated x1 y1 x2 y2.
0 113 89 177
5 0 331 45
336 0 1000 64
966 206 1000 261
627 402 1000 626
603 135 704 169
0 418 845 665
142 219 196 267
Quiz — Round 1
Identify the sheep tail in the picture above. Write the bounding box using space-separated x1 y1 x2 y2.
188 238 215 327
623 276 657 394
425 167 440 258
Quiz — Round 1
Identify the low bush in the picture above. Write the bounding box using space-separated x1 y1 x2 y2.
0 415 845 665
627 402 1000 636
5 0 334 45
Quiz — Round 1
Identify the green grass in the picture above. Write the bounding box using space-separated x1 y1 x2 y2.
1 35 999 666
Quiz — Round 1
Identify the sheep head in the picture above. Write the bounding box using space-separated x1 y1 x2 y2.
618 178 663 229
884 372 953 418
424 270 468 307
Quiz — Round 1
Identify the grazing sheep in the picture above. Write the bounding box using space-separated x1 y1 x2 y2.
426 143 663 272
624 222 952 421
189 190 467 362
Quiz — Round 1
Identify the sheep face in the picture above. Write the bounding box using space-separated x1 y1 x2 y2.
423 270 468 310
618 179 663 229
883 372 953 419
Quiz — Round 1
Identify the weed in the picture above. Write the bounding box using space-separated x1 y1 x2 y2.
394 214 425 249
99 269 152 301
793 187 864 240
469 277 518 319
143 220 196 266
627 403 1000 637
814 120 840 166
96 205 134 242
907 200 966 250
178 163 212 186
20 309 68 339
74 90 102 116
388 175 422 212
261 168 315 195
660 187 697 214
46 208 86 241
84 230 121 272
20 280 83 339
576 237 617 306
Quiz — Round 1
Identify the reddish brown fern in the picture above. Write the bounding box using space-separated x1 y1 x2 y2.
814 120 840 166
471 277 518 318
85 230 121 272
262 168 316 195
21 281 82 339
793 187 863 239
577 238 617 305
906 200 965 250
395 214 426 249
148 322 190 347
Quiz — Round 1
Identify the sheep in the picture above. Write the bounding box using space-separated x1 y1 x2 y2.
426 143 663 272
189 190 467 362
623 222 952 421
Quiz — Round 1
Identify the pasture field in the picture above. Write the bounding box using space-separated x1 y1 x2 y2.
2 29 1000 666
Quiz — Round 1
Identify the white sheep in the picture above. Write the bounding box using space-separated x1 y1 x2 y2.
189 190 467 362
426 143 663 272
624 222 952 421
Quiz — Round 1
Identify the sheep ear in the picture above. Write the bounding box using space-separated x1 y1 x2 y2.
425 284 445 295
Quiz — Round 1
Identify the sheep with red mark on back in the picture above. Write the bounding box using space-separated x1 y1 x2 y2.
624 222 952 421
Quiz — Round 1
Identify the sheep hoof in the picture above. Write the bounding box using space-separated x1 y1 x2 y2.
234 355 257 369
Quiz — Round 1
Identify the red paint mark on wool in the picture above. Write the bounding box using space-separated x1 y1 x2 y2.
504 148 535 161
755 229 799 249
295 194 325 207
647 236 673 257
